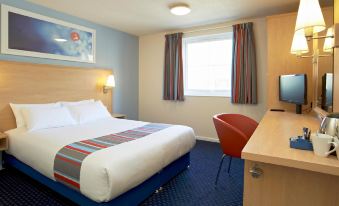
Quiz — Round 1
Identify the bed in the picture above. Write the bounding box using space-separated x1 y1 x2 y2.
4 117 196 205
0 61 196 206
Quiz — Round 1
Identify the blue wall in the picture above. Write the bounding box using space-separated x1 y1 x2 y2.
0 0 139 120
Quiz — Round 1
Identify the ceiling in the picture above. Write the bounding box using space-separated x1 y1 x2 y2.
28 0 333 36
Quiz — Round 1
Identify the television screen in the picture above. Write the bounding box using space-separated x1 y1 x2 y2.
322 73 333 107
279 74 307 105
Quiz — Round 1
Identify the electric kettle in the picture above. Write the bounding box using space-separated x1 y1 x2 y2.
319 113 339 137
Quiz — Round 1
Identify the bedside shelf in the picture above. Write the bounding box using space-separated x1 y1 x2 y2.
0 133 8 151
112 113 126 119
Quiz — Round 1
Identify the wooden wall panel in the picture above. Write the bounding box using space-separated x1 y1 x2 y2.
335 0 339 23
267 12 312 112
0 61 112 132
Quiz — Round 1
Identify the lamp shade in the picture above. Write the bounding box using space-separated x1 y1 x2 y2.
295 0 326 36
291 31 309 55
323 27 334 53
105 75 115 87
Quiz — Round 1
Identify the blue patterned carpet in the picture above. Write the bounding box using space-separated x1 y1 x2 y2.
0 140 244 206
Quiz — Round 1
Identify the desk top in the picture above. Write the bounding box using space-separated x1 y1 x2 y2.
242 111 339 176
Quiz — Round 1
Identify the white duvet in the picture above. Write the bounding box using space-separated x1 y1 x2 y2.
5 117 196 202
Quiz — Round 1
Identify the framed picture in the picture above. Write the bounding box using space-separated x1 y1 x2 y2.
1 5 96 63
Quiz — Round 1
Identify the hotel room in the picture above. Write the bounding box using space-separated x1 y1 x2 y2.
0 0 338 205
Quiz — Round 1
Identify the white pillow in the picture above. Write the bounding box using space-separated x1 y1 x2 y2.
59 99 94 106
67 101 111 124
10 103 61 128
21 107 76 132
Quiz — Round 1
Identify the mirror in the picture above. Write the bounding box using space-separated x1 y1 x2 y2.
316 4 334 113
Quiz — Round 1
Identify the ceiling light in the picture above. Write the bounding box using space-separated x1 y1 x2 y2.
54 38 67 42
170 4 191 16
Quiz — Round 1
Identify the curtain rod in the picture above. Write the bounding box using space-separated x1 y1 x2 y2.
183 25 233 34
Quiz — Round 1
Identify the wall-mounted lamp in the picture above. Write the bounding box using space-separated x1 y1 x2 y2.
103 75 115 94
323 27 335 53
294 0 325 38
291 28 334 58
291 0 335 58
291 30 309 56
290 0 336 110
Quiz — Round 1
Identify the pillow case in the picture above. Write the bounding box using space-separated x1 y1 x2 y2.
67 101 111 124
59 99 95 106
10 103 61 128
21 107 76 132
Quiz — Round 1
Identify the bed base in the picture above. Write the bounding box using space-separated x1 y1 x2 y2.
3 152 190 206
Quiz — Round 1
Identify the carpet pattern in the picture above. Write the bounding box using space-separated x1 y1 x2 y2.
0 168 75 206
0 140 244 206
141 141 244 206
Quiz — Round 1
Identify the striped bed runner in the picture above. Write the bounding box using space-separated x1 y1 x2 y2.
53 123 171 191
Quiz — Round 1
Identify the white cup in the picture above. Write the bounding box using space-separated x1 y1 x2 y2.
334 137 339 160
311 133 338 157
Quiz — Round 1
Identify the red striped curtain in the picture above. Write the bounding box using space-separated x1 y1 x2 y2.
163 33 184 101
231 22 257 104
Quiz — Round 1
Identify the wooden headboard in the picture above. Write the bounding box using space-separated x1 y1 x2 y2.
0 60 112 132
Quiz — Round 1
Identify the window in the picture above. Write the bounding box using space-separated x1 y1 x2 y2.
183 33 233 97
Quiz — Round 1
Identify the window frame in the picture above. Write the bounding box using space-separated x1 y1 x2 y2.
182 32 233 98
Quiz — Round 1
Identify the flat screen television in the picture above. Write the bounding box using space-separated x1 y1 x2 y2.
321 73 333 111
279 74 307 114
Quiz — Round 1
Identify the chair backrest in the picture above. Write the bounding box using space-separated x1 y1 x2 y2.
213 114 258 158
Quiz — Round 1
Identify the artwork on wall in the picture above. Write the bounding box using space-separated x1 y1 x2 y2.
1 5 96 63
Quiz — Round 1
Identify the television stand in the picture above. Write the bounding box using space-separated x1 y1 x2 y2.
296 104 302 114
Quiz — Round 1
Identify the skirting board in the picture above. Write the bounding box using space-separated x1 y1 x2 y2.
196 136 219 143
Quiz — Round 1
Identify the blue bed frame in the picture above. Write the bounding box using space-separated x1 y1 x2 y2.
3 152 190 206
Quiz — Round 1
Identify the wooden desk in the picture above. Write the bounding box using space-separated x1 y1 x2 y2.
242 111 339 206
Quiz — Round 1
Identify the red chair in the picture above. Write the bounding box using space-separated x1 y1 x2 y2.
213 113 258 186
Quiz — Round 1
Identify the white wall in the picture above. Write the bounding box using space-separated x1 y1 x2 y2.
139 17 267 139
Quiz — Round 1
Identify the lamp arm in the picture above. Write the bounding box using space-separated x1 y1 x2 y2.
103 86 111 94
297 53 332 58
297 55 313 58
318 54 333 57
307 35 334 40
